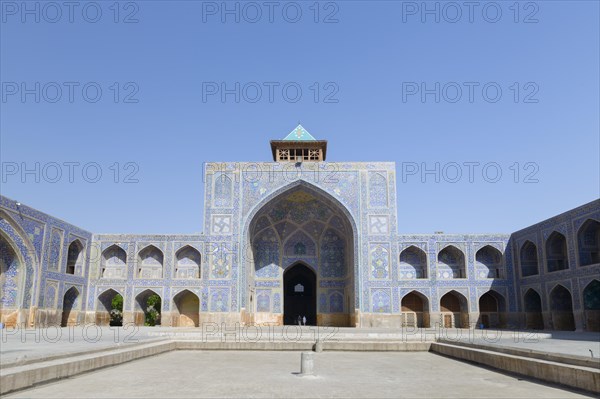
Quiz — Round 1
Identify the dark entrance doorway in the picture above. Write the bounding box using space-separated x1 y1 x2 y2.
284 263 316 325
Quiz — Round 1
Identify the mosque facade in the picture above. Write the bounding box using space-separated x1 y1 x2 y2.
1 126 598 330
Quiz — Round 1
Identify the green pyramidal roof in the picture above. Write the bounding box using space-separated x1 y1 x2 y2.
282 124 316 141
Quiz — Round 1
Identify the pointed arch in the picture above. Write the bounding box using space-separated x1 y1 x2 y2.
253 227 281 279
0 209 40 322
437 245 466 279
523 288 544 330
283 262 317 326
399 246 427 279
0 233 22 308
440 290 469 328
61 286 80 327
478 290 506 328
137 245 164 278
549 284 575 330
582 279 600 331
66 239 84 275
101 244 127 278
475 245 503 279
96 288 123 326
134 289 162 326
520 240 539 277
173 289 200 327
577 219 600 267
175 245 201 279
244 180 358 327
546 231 568 272
401 290 430 327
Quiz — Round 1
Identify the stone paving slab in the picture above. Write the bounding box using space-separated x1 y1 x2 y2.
4 351 591 398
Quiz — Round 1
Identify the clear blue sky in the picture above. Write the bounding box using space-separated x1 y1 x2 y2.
1 0 598 234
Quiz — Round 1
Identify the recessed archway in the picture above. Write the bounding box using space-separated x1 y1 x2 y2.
475 246 503 279
582 280 600 332
246 182 356 327
523 289 544 330
437 246 466 279
401 291 429 327
175 246 201 279
61 287 80 327
549 285 575 331
173 290 200 327
399 246 427 279
440 291 468 328
101 245 127 279
66 240 84 275
546 232 568 272
520 241 539 277
96 289 123 326
0 233 22 322
578 219 600 266
0 211 38 328
283 263 316 326
134 289 162 326
137 245 164 279
478 291 506 328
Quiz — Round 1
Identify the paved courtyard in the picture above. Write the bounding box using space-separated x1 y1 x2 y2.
2 326 599 365
5 350 589 398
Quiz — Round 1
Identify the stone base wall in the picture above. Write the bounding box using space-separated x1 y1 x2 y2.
358 313 404 328
232 312 352 327
34 309 62 327
252 312 282 325
160 312 200 327
1 308 594 331
0 308 28 327
94 311 111 326
317 313 351 327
